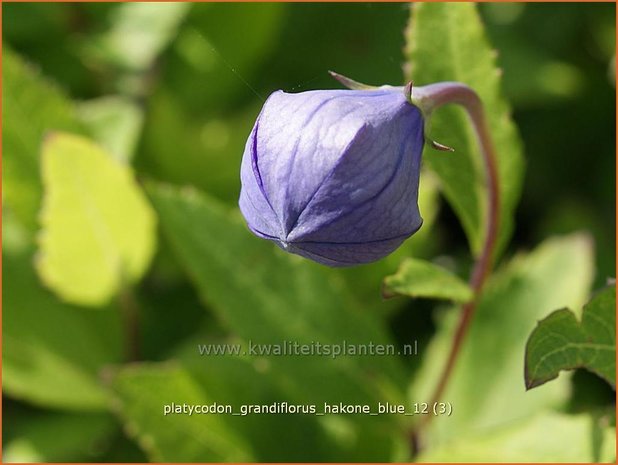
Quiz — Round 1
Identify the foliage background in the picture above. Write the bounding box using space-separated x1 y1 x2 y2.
2 2 616 462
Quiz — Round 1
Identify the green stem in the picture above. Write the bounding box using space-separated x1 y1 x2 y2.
408 82 501 452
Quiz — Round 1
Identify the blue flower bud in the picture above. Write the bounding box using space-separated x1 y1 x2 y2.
239 87 425 267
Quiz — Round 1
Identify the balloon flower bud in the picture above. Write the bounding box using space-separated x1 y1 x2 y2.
239 81 425 267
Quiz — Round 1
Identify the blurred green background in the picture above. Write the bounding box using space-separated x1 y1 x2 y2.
3 2 616 462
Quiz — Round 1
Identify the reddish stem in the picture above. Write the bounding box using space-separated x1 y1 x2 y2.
119 287 141 362
410 82 501 448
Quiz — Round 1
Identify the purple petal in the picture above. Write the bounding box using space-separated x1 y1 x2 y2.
239 86 426 267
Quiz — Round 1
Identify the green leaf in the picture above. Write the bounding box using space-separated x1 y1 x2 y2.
2 47 85 231
418 412 616 462
405 3 525 256
147 183 407 460
113 337 409 462
111 355 356 462
136 3 285 202
36 132 157 307
3 206 33 255
383 257 473 303
111 363 254 462
77 96 144 164
337 168 442 314
3 251 123 410
137 94 260 204
412 234 595 447
525 285 616 389
165 3 284 113
83 3 191 73
147 184 404 386
4 411 116 463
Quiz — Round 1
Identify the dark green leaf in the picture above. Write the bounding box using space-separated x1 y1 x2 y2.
146 183 408 460
525 285 616 389
135 3 285 202
111 355 358 462
3 47 85 231
137 95 260 204
111 363 254 462
162 3 284 113
4 411 116 462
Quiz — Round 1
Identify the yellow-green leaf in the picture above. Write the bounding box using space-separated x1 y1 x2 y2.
37 132 157 307
418 412 616 463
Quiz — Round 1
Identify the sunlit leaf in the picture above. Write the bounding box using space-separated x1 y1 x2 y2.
418 412 616 462
37 132 156 306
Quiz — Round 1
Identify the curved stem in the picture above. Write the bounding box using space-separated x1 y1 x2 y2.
409 82 501 449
